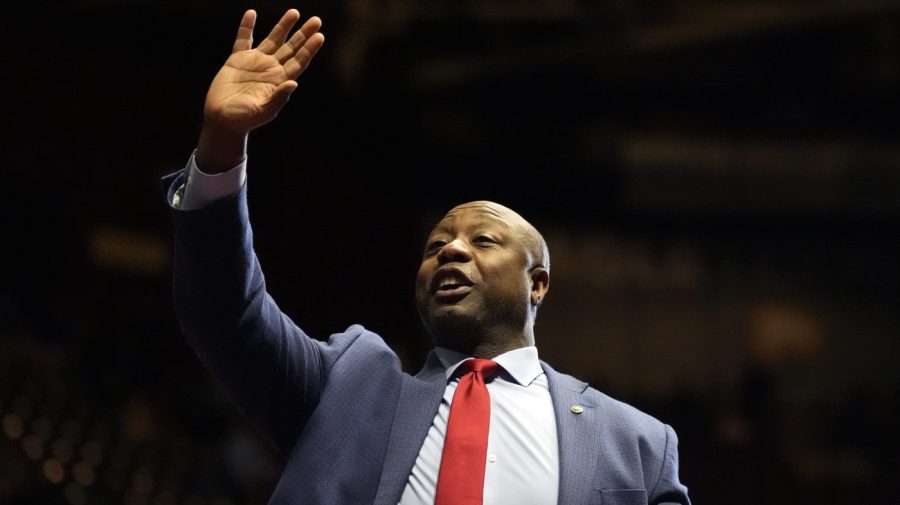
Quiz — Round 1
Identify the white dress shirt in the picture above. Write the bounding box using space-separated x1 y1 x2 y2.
171 152 247 210
398 346 559 505
175 154 561 504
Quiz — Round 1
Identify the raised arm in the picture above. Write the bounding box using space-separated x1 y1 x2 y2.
196 9 324 172
167 10 328 456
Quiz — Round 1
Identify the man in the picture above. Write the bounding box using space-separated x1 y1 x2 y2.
163 8 690 505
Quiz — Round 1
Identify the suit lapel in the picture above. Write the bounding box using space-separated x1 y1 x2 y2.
374 353 446 505
373 357 605 505
543 362 602 505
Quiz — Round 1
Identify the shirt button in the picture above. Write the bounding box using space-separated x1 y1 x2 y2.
487 454 497 463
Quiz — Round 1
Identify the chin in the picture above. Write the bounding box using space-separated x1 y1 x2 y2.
429 302 480 324
426 306 481 338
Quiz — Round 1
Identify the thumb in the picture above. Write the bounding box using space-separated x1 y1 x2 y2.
264 80 299 115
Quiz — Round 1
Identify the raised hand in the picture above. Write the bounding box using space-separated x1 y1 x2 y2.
197 9 324 172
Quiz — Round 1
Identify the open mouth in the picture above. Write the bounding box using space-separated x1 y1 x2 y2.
430 269 474 299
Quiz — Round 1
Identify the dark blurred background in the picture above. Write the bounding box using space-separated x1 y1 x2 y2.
2 0 900 503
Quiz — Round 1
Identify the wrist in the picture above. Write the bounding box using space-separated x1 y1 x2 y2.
196 124 247 174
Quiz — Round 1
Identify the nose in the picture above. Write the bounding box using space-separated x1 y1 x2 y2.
437 238 473 265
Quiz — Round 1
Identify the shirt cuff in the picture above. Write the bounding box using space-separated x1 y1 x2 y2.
177 151 247 210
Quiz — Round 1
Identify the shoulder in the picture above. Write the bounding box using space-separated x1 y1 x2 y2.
590 388 668 443
543 361 672 468
543 361 666 435
318 324 403 374
542 362 690 501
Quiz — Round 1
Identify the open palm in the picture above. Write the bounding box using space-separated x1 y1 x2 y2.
204 9 324 135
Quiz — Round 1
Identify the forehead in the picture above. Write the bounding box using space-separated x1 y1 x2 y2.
430 203 517 234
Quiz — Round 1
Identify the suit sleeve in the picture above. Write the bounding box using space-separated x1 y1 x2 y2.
163 166 324 457
649 424 691 505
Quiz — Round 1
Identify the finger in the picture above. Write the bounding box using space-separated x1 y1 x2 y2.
274 16 323 64
257 9 301 55
232 10 257 53
284 32 325 81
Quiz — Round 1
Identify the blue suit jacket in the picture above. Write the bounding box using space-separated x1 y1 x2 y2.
164 170 690 505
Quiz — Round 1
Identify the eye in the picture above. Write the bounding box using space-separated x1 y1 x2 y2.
472 235 496 246
425 240 447 254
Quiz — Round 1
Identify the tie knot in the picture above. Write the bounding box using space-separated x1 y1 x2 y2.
460 358 501 379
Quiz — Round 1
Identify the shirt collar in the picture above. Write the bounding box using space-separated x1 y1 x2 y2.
434 345 544 387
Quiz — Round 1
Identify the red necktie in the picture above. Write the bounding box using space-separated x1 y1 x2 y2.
434 358 501 505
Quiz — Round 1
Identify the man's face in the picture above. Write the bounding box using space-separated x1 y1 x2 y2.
415 202 534 344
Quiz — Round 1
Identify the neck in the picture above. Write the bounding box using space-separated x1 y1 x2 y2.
435 326 535 359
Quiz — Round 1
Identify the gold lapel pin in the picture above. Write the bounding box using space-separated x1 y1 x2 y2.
570 405 584 414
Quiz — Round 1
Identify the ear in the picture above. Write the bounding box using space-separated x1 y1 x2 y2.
529 267 550 307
